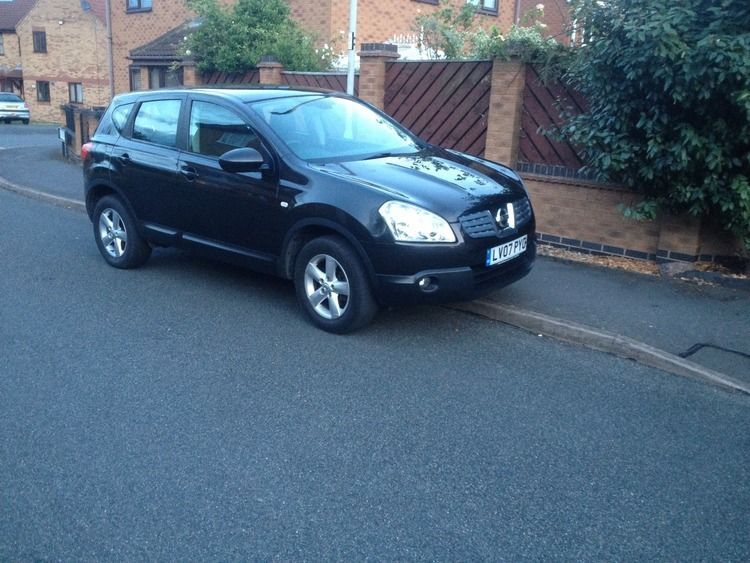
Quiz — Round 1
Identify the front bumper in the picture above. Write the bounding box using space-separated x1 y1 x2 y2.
371 236 536 306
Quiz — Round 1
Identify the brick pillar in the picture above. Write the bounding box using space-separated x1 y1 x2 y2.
358 43 399 108
484 59 525 166
182 63 199 87
258 57 284 85
657 214 702 262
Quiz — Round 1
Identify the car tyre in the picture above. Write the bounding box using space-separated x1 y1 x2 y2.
294 235 377 334
22 119 29 125
92 195 151 269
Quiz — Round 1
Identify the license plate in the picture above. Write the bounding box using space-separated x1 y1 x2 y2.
486 235 527 266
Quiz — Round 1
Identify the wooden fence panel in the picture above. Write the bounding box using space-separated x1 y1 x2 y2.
384 60 492 157
201 69 260 85
281 71 358 95
519 64 588 177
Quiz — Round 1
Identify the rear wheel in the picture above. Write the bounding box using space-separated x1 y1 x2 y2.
294 235 377 333
22 119 29 125
92 195 151 269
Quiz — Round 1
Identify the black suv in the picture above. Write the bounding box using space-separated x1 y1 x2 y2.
83 88 535 332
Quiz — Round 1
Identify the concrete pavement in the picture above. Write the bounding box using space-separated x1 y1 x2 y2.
1 124 748 392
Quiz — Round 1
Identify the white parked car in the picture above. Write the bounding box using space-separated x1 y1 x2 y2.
0 93 30 124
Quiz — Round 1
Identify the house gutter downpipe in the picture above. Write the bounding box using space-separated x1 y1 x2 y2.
105 0 114 99
346 0 357 95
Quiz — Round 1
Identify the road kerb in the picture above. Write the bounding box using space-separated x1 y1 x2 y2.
453 299 750 395
0 175 85 212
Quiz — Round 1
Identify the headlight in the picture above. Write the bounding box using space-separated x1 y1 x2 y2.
378 201 456 243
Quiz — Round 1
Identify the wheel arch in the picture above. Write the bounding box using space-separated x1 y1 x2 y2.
85 182 136 223
279 218 376 283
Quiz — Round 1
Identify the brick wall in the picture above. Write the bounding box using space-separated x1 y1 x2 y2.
0 31 23 71
519 0 571 44
525 175 662 259
110 0 195 95
16 0 109 123
288 0 515 51
287 0 333 44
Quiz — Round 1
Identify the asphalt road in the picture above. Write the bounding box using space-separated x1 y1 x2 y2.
1 189 749 560
0 124 77 201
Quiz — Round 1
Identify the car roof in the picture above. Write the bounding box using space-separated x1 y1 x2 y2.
111 86 345 106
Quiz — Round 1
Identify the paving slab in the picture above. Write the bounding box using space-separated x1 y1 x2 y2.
485 258 750 382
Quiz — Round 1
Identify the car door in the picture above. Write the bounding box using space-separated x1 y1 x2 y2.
177 98 281 261
110 95 185 230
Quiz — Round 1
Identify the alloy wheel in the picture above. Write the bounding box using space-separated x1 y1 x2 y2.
303 254 351 320
98 208 128 258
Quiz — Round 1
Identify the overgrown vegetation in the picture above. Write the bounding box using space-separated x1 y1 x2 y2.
414 1 562 63
185 0 334 72
558 0 750 251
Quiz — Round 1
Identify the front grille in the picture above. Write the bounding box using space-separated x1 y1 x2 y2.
459 210 496 238
514 197 532 226
459 197 533 239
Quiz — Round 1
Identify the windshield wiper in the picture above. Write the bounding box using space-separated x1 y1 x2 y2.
361 150 417 161
270 95 329 115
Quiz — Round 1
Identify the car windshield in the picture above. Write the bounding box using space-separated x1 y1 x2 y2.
0 93 23 103
247 94 422 162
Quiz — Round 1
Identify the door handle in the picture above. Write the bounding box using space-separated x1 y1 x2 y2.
180 166 198 182
117 153 130 165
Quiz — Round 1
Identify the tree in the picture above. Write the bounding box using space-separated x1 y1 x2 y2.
185 0 333 72
557 0 750 251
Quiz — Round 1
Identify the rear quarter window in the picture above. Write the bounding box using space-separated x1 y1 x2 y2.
112 103 135 133
95 102 135 137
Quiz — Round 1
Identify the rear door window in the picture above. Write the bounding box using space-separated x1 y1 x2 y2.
132 99 181 147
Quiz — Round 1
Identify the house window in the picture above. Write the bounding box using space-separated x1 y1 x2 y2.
468 0 498 15
148 66 183 89
126 0 152 12
129 68 142 91
36 81 50 102
0 34 5 56
69 82 83 103
33 30 47 53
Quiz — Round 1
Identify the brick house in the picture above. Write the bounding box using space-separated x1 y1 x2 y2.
0 0 35 95
15 0 109 122
112 0 570 95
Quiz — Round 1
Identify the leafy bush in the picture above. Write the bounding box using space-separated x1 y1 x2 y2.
414 1 563 64
186 0 334 72
413 1 477 59
472 23 565 66
558 0 750 251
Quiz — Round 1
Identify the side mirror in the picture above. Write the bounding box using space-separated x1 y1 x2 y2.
219 148 266 173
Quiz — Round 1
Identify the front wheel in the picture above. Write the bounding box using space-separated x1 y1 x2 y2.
92 195 151 269
294 236 377 334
